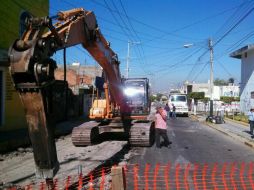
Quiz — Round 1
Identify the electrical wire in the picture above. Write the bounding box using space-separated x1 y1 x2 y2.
104 0 147 75
90 0 248 43
152 47 203 73
215 59 234 78
213 30 254 61
192 61 210 82
213 6 254 48
213 0 253 38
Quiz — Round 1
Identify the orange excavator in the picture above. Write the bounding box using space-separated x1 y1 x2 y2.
8 8 154 178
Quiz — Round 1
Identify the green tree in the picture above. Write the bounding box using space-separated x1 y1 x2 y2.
188 92 205 105
228 77 234 84
188 92 205 99
214 78 228 86
201 97 210 103
150 95 157 102
220 96 240 103
156 93 163 101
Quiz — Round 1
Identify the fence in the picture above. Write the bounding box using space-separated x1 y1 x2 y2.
192 101 241 116
6 166 113 190
6 162 254 190
124 162 254 190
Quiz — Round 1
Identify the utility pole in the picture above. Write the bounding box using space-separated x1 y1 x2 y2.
183 39 214 117
126 41 140 78
126 41 130 78
209 38 214 116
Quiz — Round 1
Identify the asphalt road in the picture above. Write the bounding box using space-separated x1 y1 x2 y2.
129 116 254 165
126 116 254 189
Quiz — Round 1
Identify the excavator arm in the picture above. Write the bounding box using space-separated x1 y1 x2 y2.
8 8 126 178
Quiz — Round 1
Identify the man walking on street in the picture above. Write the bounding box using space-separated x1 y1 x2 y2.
172 104 176 118
155 106 171 148
164 103 170 119
248 108 254 136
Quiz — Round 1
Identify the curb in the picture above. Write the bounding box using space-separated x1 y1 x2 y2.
224 117 249 127
203 121 254 149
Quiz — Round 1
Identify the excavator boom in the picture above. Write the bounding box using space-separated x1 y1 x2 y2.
9 8 153 179
9 7 125 178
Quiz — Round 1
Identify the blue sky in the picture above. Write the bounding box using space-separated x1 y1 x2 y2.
50 0 254 92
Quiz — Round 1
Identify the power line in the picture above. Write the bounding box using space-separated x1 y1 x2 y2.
213 30 254 60
213 0 253 38
152 47 203 73
192 61 210 82
118 0 148 66
225 30 254 53
215 59 234 78
108 0 136 39
185 57 204 82
103 0 133 40
90 0 246 43
213 6 254 48
103 0 151 75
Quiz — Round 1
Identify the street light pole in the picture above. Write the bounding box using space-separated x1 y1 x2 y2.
126 41 140 78
126 41 130 78
208 38 214 116
183 39 214 116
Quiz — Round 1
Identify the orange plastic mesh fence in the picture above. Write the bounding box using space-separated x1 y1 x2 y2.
7 166 112 190
124 162 254 190
7 162 254 190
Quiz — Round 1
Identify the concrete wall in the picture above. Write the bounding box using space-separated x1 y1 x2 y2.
241 50 254 95
220 85 239 97
239 49 254 113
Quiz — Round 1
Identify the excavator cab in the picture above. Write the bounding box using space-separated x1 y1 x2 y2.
123 78 150 116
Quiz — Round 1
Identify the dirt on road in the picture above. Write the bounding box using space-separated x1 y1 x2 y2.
0 134 130 189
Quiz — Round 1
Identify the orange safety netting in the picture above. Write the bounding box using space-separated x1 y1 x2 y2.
124 162 254 190
7 162 254 190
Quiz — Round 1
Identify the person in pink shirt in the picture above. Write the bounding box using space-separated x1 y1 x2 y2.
155 106 171 148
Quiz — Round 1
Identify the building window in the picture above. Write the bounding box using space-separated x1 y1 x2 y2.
0 71 3 126
19 11 32 37
251 91 254 99
245 52 247 58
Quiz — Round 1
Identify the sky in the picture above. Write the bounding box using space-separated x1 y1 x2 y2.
50 0 254 92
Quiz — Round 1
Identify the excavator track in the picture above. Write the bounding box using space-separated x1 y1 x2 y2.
71 121 99 146
129 121 155 147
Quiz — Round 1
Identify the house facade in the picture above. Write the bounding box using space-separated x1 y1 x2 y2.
230 44 254 113
184 81 239 100
55 65 103 117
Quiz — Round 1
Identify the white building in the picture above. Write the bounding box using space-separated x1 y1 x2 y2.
230 44 254 113
184 81 239 100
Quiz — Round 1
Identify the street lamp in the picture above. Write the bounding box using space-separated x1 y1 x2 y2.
183 44 194 48
184 38 214 117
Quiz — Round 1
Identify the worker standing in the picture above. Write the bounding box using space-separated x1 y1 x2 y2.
248 108 254 135
155 106 171 148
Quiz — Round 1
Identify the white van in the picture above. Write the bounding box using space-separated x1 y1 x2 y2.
168 93 188 116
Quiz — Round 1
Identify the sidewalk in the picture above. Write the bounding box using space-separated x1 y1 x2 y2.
0 117 86 153
192 114 254 148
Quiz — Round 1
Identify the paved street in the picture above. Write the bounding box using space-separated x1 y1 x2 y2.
129 116 254 165
125 117 254 189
